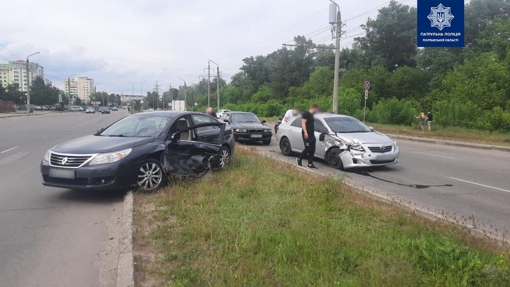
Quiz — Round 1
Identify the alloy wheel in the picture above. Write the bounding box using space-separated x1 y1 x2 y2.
137 162 163 191
219 148 230 169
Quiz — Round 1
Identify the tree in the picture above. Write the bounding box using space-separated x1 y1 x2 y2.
30 77 59 105
356 1 417 70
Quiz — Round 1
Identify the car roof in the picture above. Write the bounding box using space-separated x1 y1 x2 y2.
312 113 353 120
131 111 214 119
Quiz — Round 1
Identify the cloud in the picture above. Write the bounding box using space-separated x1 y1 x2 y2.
0 0 408 94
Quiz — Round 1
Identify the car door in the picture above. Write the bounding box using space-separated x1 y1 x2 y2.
289 117 304 152
314 119 328 158
163 116 225 177
190 114 223 144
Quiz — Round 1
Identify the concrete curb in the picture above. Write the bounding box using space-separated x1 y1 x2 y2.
240 146 510 244
389 134 510 153
116 191 135 287
0 113 48 119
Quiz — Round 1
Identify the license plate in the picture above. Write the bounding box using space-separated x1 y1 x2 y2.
49 169 75 179
251 134 263 138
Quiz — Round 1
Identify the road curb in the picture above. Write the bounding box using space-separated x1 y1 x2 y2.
241 146 510 244
389 134 510 153
116 191 135 287
0 113 48 119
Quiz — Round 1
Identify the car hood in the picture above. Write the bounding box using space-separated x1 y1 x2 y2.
230 123 271 130
334 132 393 144
51 135 155 154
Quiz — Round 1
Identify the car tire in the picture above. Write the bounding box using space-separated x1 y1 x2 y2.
213 146 231 170
136 158 166 193
326 148 344 170
262 139 271 145
280 137 292 156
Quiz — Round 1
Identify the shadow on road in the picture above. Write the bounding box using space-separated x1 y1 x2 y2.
54 189 127 205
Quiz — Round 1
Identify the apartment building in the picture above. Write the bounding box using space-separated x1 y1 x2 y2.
63 77 94 102
0 60 45 91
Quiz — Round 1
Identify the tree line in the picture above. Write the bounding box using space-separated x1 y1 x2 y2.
181 0 510 132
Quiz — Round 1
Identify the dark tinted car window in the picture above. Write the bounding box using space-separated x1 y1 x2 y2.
291 117 302 128
314 120 327 133
191 114 219 132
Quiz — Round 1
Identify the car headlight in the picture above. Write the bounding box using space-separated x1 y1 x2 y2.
263 130 272 134
89 148 132 166
43 150 51 162
350 144 365 152
235 129 248 133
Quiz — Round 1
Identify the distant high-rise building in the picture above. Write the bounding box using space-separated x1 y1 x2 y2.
0 60 45 92
64 77 94 102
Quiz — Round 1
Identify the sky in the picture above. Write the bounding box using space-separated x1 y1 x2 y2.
0 0 415 95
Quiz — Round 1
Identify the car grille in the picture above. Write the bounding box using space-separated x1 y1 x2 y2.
370 159 396 164
368 146 393 153
43 176 88 186
50 153 93 168
249 129 264 133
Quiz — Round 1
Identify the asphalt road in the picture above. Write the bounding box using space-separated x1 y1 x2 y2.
250 133 510 240
0 111 128 287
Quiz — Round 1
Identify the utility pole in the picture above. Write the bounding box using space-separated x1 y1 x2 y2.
330 0 342 114
154 81 160 110
207 62 211 107
179 78 187 111
67 73 75 109
25 52 39 115
209 60 220 111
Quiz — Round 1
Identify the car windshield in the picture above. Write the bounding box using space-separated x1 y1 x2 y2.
324 117 372 133
100 115 171 137
231 113 260 123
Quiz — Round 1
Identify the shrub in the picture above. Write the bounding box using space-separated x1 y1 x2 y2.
368 98 418 125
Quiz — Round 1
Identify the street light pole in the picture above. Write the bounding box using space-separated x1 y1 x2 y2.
128 80 135 111
179 78 187 111
25 52 40 115
330 0 342 114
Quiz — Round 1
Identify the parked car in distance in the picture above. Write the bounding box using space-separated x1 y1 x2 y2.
40 111 235 192
86 107 96 114
277 113 400 170
221 112 272 145
111 106 118 111
99 107 111 114
217 109 231 119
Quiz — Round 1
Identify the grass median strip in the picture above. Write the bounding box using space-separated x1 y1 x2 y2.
134 149 510 287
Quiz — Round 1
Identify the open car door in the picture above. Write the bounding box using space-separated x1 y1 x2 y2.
163 121 226 177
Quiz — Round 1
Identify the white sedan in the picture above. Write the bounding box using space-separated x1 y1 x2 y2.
276 114 400 169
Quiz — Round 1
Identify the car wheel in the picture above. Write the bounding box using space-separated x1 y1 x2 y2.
280 137 292 156
326 148 344 170
214 146 231 170
263 139 271 145
136 159 165 193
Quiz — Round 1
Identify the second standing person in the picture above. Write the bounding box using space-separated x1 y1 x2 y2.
297 104 320 169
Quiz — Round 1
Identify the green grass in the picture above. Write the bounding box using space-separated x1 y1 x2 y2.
134 149 510 287
370 123 510 147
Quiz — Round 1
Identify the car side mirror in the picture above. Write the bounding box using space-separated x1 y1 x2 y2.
278 118 282 121
261 120 267 124
319 133 326 142
224 119 229 123
170 132 180 143
368 126 374 132
96 128 105 134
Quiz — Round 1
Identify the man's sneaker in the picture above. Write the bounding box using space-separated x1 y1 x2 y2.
308 164 318 169
296 158 302 167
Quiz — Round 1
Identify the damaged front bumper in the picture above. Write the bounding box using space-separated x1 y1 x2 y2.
340 146 400 169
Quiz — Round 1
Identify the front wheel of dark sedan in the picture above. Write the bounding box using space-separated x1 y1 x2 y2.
136 159 165 193
215 146 231 170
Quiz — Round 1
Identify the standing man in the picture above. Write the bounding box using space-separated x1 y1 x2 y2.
205 107 217 118
283 108 300 123
427 111 433 132
297 104 319 169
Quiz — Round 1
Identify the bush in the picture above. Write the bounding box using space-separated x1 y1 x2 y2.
434 101 484 129
368 98 418 125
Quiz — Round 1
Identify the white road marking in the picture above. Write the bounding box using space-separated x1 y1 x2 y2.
0 152 29 165
447 177 510 193
0 146 18 154
414 151 457 160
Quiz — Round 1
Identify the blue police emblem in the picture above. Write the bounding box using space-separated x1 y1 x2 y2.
427 3 455 31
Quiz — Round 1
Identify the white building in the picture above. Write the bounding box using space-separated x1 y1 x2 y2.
64 77 94 102
0 60 45 92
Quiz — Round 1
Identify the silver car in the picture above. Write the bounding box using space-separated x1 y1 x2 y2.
276 114 400 169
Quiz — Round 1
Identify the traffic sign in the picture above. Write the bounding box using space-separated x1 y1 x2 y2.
364 81 370 91
365 90 369 100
